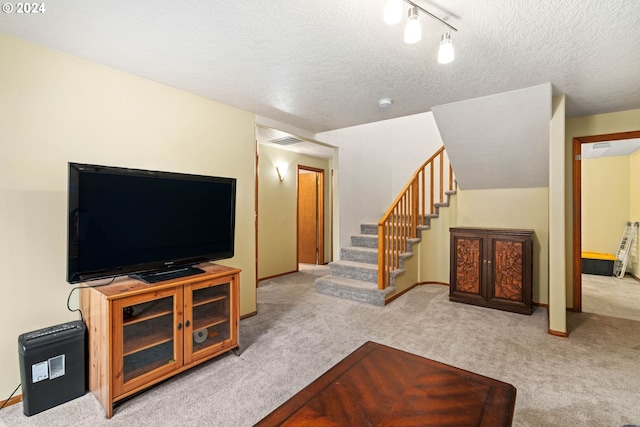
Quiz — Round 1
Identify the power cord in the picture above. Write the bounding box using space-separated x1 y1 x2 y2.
66 277 116 321
0 383 21 411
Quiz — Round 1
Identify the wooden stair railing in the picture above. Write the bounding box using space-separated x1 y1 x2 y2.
377 146 455 289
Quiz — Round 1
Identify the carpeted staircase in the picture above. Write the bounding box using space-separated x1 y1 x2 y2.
316 188 456 305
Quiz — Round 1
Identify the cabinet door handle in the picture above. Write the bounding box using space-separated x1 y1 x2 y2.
185 320 190 328
177 323 182 330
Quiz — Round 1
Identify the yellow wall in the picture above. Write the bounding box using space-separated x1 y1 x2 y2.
419 192 457 284
628 150 640 277
453 188 550 304
0 34 257 397
548 95 566 334
565 108 640 307
581 156 630 253
258 143 332 279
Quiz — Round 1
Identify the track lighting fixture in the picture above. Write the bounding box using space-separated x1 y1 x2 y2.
383 0 457 64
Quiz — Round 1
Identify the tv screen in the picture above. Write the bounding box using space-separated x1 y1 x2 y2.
67 163 236 283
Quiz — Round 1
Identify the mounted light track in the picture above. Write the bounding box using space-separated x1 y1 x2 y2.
383 0 458 64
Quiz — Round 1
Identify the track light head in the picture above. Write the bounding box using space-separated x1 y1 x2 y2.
383 0 403 25
404 7 422 44
438 32 455 64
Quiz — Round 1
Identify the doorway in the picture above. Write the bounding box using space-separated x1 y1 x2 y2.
298 166 324 266
572 130 640 314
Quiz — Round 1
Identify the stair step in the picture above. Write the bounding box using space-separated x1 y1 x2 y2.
351 234 378 248
329 260 378 283
360 223 378 235
341 246 377 264
315 275 394 306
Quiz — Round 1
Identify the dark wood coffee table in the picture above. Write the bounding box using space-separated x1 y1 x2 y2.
255 341 516 426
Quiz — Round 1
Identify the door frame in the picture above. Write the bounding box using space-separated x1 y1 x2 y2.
297 165 325 266
572 130 640 312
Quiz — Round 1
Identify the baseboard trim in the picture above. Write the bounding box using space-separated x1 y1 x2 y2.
533 302 548 309
384 281 449 305
385 283 419 304
1 393 22 409
548 329 569 338
418 281 449 287
258 270 298 284
240 310 257 320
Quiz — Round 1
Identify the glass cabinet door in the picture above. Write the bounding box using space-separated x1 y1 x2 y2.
185 278 233 363
113 287 183 397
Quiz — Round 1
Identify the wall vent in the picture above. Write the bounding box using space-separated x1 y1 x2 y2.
269 136 303 146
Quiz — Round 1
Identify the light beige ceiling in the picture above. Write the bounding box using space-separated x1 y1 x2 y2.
1 0 639 133
256 127 334 159
581 138 640 159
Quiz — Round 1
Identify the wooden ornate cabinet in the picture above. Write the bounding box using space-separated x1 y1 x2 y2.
449 228 533 314
80 263 240 418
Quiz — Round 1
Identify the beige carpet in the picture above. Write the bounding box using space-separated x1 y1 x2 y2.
1 266 639 426
583 273 640 322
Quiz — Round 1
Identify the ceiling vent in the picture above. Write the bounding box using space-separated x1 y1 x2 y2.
269 136 303 146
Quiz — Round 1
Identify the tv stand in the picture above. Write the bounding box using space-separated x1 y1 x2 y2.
131 266 205 283
80 263 240 418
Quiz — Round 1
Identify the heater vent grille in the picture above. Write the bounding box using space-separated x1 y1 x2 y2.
269 136 303 146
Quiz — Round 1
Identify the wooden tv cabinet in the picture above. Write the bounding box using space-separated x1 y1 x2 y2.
79 263 240 418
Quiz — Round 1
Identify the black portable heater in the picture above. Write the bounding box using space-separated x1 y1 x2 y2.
18 320 86 416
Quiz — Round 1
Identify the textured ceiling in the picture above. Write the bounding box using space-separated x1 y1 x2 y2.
1 0 639 133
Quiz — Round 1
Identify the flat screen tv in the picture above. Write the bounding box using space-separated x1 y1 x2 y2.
67 163 236 284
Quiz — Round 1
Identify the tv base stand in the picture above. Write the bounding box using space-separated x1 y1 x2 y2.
80 263 240 418
130 265 205 283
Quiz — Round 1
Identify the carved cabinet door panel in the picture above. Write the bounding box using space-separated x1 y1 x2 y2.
449 231 486 305
485 233 533 313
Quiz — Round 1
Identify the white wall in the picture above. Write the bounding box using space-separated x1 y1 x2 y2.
315 112 443 250
0 34 257 398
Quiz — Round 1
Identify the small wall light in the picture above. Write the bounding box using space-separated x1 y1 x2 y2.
275 163 287 181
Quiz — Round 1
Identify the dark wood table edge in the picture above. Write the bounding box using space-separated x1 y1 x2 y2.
254 341 516 426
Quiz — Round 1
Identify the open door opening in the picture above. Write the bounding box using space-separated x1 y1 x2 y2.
298 166 325 266
572 130 640 314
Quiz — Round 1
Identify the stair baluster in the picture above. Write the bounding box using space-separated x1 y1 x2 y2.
378 146 455 289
